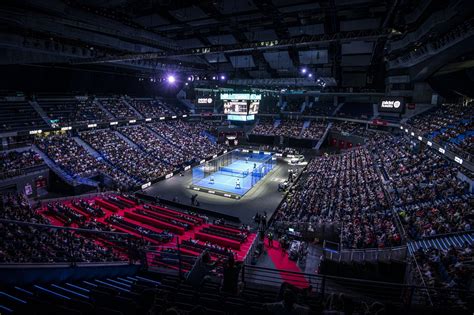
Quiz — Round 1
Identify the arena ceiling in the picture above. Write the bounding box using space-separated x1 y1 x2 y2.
0 0 472 89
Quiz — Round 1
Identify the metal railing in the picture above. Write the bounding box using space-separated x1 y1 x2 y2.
323 245 408 262
241 265 471 309
0 164 48 180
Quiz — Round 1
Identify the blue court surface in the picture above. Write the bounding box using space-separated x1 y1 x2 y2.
193 159 268 196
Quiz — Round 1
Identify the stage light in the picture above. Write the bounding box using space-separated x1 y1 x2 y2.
187 76 192 81
167 75 176 83
220 75 226 80
212 76 216 80
301 68 307 74
308 73 313 78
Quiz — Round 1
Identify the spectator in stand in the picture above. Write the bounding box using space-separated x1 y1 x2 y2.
36 134 137 189
81 129 168 184
273 147 398 249
128 98 176 117
0 149 43 179
407 102 474 161
274 120 304 138
301 121 328 140
221 255 241 294
252 117 275 135
0 193 124 263
99 97 137 119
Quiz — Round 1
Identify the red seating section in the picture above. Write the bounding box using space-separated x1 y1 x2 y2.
194 231 241 250
125 211 185 235
95 199 120 212
40 195 256 264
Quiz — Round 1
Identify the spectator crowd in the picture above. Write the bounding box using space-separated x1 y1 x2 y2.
0 149 43 179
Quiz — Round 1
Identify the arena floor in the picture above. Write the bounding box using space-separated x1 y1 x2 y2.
143 157 305 225
193 159 269 196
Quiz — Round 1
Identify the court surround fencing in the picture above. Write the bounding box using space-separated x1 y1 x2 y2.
191 149 275 197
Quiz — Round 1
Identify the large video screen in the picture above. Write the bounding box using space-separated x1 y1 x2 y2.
221 93 261 115
223 100 248 115
378 97 405 113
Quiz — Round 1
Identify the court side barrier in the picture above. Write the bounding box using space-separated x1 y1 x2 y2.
240 264 472 309
322 244 408 262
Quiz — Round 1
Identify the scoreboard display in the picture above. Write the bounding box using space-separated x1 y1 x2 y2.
223 100 248 115
221 93 261 120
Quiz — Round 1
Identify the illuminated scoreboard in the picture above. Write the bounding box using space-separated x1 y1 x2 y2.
221 93 261 121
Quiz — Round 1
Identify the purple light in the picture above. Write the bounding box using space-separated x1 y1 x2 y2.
308 73 313 78
167 75 176 83
220 75 226 80
187 76 192 81
301 68 307 74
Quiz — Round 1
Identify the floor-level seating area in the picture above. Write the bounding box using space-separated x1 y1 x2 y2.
2 193 256 268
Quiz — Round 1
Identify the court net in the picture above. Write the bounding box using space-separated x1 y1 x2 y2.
218 166 250 178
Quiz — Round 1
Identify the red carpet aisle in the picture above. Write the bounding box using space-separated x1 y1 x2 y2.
264 238 310 288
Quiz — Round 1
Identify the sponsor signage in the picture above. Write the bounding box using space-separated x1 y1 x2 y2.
141 182 151 189
197 97 213 104
454 157 463 164
110 121 118 125
379 97 405 113
87 124 97 128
